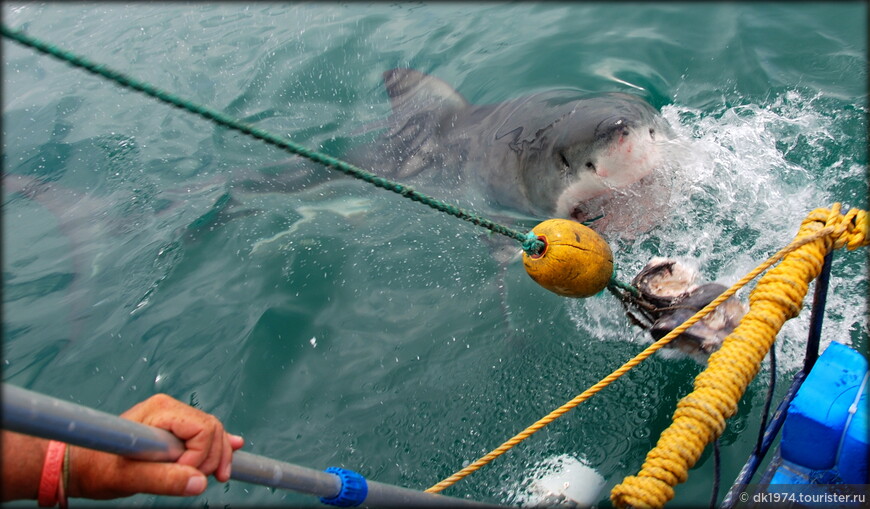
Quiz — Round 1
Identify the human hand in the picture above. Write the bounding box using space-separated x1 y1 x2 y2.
68 394 244 499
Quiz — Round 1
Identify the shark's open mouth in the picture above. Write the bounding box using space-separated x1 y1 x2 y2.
563 171 672 236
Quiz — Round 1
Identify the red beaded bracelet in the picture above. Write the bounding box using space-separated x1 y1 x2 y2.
37 440 68 508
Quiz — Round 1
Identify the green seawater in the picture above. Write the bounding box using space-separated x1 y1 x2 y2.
2 3 867 508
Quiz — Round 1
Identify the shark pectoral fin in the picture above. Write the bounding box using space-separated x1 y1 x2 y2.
183 192 244 233
383 68 470 120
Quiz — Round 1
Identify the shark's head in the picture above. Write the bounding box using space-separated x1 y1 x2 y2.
515 92 672 224
370 70 674 233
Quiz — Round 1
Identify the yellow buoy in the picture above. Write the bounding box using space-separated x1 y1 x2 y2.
522 219 614 298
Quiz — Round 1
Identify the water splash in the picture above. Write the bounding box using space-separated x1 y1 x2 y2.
570 89 867 374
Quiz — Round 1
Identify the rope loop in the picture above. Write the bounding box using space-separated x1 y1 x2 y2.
825 205 867 250
521 231 545 257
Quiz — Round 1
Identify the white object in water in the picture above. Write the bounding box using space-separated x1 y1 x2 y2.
519 454 606 507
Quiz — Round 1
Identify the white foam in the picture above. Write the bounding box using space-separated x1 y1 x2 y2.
512 454 606 508
570 89 867 373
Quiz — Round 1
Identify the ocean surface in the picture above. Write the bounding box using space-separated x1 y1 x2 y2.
2 3 867 508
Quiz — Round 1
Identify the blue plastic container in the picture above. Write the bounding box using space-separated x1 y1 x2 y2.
779 341 868 483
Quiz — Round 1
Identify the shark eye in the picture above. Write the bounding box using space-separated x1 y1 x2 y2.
585 161 596 172
649 128 656 140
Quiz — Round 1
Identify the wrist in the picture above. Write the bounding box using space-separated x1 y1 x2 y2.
0 431 49 502
65 445 120 500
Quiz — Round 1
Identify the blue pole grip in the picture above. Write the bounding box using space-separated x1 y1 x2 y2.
320 467 368 507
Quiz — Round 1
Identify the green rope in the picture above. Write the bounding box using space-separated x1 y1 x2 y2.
607 276 640 298
1 23 545 255
3 25 649 295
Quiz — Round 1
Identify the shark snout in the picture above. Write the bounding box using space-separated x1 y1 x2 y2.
596 126 661 183
553 117 668 230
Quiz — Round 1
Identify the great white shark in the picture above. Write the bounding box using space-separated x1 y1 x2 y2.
235 68 675 229
4 68 677 342
5 68 677 282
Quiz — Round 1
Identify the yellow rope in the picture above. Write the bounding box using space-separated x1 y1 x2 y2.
427 204 867 496
610 204 868 509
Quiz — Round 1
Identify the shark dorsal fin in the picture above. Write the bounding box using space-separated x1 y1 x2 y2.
383 68 469 118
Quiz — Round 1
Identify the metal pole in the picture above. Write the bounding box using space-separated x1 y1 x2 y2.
802 250 834 374
2 384 503 508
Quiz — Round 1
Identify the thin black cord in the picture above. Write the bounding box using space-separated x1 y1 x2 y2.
755 346 777 456
710 439 721 509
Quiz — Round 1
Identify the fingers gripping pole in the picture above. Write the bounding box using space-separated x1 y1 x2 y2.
610 204 869 509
